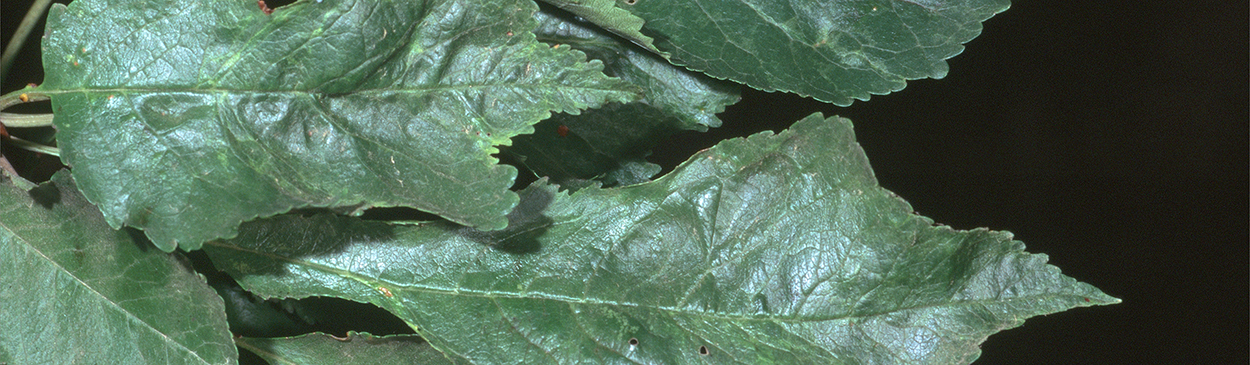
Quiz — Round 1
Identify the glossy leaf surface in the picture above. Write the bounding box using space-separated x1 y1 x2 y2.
0 171 236 364
37 0 637 250
205 114 1116 364
539 0 666 56
621 0 1011 105
238 332 450 365
508 8 740 188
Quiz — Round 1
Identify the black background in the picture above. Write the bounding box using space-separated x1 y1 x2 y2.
3 0 1246 363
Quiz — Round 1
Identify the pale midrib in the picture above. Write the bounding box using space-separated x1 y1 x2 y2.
207 240 1087 324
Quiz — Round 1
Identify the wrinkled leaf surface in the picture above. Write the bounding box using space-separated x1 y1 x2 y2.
37 0 637 250
0 171 236 364
205 114 1116 364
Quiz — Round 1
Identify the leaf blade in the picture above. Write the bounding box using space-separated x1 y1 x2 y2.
623 0 1012 105
205 114 1115 364
0 171 236 364
37 0 638 250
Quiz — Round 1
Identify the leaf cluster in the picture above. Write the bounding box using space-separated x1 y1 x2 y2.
0 0 1116 364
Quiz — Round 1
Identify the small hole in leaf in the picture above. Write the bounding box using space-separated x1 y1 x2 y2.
629 338 639 346
698 345 709 355
625 0 637 4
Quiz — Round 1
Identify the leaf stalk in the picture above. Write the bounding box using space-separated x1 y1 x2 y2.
2 135 59 157
0 112 54 128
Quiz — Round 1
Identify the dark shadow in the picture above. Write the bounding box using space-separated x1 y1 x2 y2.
357 206 444 222
26 178 60 208
456 183 556 255
122 227 157 253
202 213 398 278
236 346 268 365
187 250 416 340
259 0 296 11
2 125 64 184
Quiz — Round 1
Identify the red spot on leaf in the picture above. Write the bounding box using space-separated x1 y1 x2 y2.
556 125 570 137
258 0 273 15
1084 297 1091 302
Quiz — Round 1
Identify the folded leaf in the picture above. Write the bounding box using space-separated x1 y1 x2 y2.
237 332 450 365
508 8 740 187
539 0 667 57
621 0 1011 105
205 114 1117 364
0 171 236 364
37 0 638 250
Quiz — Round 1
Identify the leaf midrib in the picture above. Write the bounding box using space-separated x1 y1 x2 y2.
204 239 1087 325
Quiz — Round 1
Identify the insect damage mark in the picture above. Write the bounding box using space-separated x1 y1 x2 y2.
258 0 273 15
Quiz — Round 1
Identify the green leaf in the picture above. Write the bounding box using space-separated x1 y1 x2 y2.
507 8 740 188
0 171 236 364
621 0 1011 105
36 0 638 251
205 114 1116 364
539 0 667 57
237 332 452 365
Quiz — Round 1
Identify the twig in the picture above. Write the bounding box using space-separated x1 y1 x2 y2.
0 0 53 81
